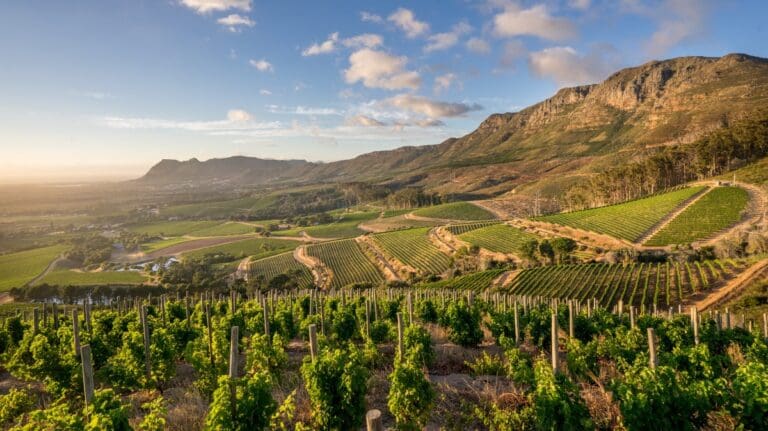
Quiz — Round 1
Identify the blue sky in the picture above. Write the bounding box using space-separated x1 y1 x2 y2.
1 0 767 182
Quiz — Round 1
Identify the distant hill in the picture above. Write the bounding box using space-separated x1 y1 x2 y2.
138 53 768 197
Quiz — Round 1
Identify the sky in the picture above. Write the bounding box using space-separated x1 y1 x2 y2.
1 0 767 182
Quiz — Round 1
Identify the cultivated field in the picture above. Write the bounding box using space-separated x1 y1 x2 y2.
248 252 313 288
373 228 452 275
645 186 750 246
0 244 67 291
183 237 300 261
418 268 506 291
413 202 496 220
306 239 384 288
459 223 540 254
38 269 148 286
537 186 706 242
128 221 221 237
282 211 379 239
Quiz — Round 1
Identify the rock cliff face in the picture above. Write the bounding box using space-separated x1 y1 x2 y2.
139 54 768 196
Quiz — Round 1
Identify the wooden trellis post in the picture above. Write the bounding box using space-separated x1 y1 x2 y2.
308 324 318 362
551 310 559 372
229 326 239 424
73 309 81 358
691 306 699 345
33 308 39 333
262 297 270 342
141 305 151 381
568 300 575 339
648 328 658 369
81 345 95 407
205 303 214 368
366 409 384 431
514 300 520 344
397 312 404 363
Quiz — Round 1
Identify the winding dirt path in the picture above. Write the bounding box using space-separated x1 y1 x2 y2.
428 227 457 254
404 213 451 223
355 236 402 282
26 254 66 287
700 182 768 246
688 258 768 311
470 200 508 220
294 245 329 289
635 186 712 245
234 256 251 281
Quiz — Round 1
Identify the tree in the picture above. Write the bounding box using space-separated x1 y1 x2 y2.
551 237 577 263
538 240 555 265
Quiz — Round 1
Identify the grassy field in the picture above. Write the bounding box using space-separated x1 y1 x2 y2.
718 157 768 186
645 186 750 246
382 209 412 218
128 220 221 237
459 224 540 254
141 237 193 252
413 202 496 220
282 211 379 239
248 252 313 288
373 228 452 275
306 240 384 288
38 269 148 286
184 237 300 262
0 244 68 291
187 222 256 237
505 259 749 309
537 186 706 242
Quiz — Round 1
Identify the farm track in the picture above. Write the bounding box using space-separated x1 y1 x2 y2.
689 258 768 311
511 219 630 251
234 256 251 281
701 182 768 246
428 227 457 254
26 254 65 287
492 270 519 288
294 245 328 289
355 236 402 281
470 200 508 220
404 213 451 223
636 186 712 245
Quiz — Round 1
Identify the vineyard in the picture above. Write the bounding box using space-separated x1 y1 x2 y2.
306 239 384 288
504 259 751 310
412 202 496 221
247 252 313 288
458 223 540 254
537 186 706 242
0 244 68 291
645 186 750 246
282 211 379 239
373 228 452 275
0 287 766 430
183 238 300 262
37 269 148 286
445 221 500 235
418 268 506 291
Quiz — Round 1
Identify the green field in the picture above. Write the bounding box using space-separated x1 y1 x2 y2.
537 186 706 242
505 259 748 309
413 202 496 221
128 220 221 237
141 237 193 252
458 224 539 254
446 221 500 235
187 222 256 237
38 269 148 286
0 244 68 291
248 252 313 288
382 209 412 218
184 237 300 262
306 240 384 288
282 211 379 239
373 228 451 275
718 157 768 186
645 186 750 246
418 269 506 291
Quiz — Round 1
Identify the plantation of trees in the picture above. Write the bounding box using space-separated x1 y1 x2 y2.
373 228 452 275
537 186 706 242
645 186 750 246
1 288 767 430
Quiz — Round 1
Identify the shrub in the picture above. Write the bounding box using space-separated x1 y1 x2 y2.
388 360 435 430
466 351 506 377
301 345 368 430
441 300 483 347
403 325 434 367
204 373 276 431
85 389 131 431
0 388 35 426
532 360 592 430
417 300 438 323
729 361 768 429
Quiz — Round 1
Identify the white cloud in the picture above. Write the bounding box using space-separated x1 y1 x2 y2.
345 115 386 127
344 49 421 90
433 73 459 94
179 0 251 14
388 8 429 38
302 32 339 56
259 89 272 96
249 59 273 72
360 11 383 23
493 4 576 41
466 37 491 55
645 0 707 57
500 40 527 68
382 94 482 118
216 14 255 32
528 46 618 86
227 109 252 122
266 105 343 116
569 0 591 10
424 22 472 53
342 33 383 49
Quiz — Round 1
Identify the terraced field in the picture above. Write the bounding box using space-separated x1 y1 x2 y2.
645 186 750 246
184 237 300 261
0 244 68 291
446 221 499 235
505 259 749 309
248 252 313 288
307 240 384 288
458 224 539 254
413 202 496 221
282 211 379 239
38 269 148 286
537 186 706 242
373 228 452 275
418 269 506 291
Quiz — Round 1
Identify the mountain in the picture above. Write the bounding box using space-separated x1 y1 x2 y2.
138 53 768 197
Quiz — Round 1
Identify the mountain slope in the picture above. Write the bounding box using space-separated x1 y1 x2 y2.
138 53 768 196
